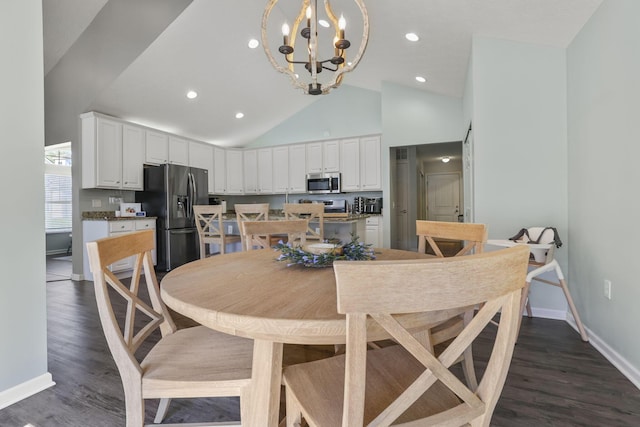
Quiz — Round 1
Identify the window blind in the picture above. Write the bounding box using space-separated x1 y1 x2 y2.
45 169 72 231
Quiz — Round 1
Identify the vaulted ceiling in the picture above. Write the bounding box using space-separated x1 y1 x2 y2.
43 0 602 148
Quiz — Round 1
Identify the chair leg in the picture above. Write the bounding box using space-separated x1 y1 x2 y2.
461 310 478 391
558 278 589 342
124 387 144 427
285 386 303 427
154 398 171 424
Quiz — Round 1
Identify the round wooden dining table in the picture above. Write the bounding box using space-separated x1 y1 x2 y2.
161 248 447 427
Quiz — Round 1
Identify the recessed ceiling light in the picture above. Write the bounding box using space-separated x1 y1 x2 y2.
318 19 330 28
186 90 198 99
235 112 244 119
415 76 426 83
248 38 260 49
442 156 451 163
405 33 419 42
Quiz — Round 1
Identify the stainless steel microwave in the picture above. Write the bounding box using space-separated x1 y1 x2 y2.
306 172 341 194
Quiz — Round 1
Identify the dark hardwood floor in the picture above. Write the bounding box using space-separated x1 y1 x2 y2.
1 257 639 426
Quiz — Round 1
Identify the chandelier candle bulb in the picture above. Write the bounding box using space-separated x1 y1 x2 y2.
282 23 290 46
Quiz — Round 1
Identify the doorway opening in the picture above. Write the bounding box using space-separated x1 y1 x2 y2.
390 141 464 251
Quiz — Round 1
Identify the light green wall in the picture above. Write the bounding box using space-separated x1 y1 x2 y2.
567 0 640 371
248 85 381 147
470 36 569 312
0 0 49 393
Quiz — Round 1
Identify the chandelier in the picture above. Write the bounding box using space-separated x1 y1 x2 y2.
261 0 369 95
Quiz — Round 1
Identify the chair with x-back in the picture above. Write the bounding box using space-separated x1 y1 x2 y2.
86 230 254 426
235 203 270 250
194 204 241 257
241 219 308 251
282 245 529 427
414 220 488 390
283 203 325 243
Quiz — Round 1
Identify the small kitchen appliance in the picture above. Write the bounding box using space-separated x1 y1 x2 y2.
306 172 341 194
323 199 347 214
363 197 382 214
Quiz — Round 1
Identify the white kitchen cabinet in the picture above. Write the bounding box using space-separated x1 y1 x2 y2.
213 146 226 194
365 216 383 248
323 140 340 172
306 142 323 174
360 135 381 190
225 149 244 194
82 219 156 281
257 148 274 193
243 149 258 193
169 136 189 165
189 141 214 194
94 117 122 188
145 130 169 164
273 146 289 193
289 144 307 193
121 124 145 190
340 138 360 191
81 113 143 190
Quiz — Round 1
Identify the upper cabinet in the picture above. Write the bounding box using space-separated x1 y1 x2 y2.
145 130 168 165
213 146 226 194
189 141 214 194
359 136 381 191
225 149 244 195
121 124 145 190
243 149 258 194
289 144 307 193
81 112 143 191
168 136 189 165
339 135 381 192
273 146 289 193
257 148 274 193
306 140 340 174
340 138 361 192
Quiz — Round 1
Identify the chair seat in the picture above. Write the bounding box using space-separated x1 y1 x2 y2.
283 345 466 426
141 325 253 398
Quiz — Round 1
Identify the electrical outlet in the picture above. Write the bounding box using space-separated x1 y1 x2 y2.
604 279 612 300
92 199 102 208
228 225 233 234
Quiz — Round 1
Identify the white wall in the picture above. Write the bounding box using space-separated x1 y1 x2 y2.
470 36 569 313
0 0 53 406
567 0 640 374
248 85 381 147
380 82 464 247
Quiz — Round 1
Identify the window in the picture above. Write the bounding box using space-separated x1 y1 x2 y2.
45 143 72 231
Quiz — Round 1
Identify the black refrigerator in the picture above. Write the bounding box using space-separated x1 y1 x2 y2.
136 164 208 271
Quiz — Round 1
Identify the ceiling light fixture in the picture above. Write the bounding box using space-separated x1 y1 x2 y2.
416 76 426 83
262 0 369 95
441 156 451 163
248 39 260 49
235 112 245 119
405 32 419 42
186 90 198 99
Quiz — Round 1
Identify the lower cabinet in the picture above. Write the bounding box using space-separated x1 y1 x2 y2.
365 216 383 248
83 219 157 281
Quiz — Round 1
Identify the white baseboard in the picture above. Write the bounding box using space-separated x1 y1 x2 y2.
0 373 55 410
70 273 84 281
529 308 640 390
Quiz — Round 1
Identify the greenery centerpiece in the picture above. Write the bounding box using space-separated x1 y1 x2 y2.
275 235 375 268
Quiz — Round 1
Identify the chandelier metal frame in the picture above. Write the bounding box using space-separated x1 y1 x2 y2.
261 0 369 95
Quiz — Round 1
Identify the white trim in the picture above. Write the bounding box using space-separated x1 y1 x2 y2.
529 307 640 391
528 306 567 320
0 373 55 410
566 314 640 390
71 273 84 281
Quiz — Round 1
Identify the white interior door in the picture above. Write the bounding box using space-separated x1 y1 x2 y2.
427 172 461 222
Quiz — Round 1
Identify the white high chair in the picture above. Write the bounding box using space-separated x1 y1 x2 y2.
489 227 588 342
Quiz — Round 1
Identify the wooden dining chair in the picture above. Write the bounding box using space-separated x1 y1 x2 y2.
415 220 488 390
234 203 270 250
282 245 529 427
241 219 308 251
86 230 253 427
283 203 325 242
193 205 241 257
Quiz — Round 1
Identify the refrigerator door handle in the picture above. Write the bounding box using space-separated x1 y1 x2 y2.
187 172 194 220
